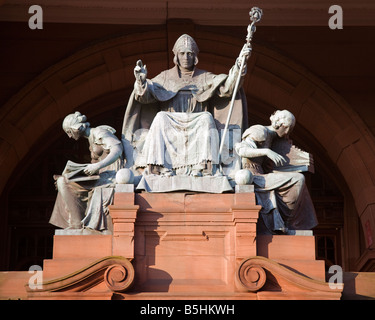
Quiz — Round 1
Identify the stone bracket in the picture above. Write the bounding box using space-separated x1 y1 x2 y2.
26 256 135 298
236 256 343 299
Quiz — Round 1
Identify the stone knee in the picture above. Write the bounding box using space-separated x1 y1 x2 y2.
292 172 306 193
154 111 168 122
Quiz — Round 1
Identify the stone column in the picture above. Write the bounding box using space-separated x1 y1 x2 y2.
109 191 139 258
232 191 260 260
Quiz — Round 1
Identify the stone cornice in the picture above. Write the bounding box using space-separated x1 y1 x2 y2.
0 0 374 26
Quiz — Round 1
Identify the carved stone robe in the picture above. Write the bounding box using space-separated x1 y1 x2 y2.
122 65 248 178
235 125 318 233
50 126 123 231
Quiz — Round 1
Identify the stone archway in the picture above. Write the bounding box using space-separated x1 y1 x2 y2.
1 28 374 260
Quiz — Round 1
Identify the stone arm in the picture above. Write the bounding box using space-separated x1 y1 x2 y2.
84 135 123 176
217 45 251 98
235 136 286 167
133 59 157 104
133 80 157 104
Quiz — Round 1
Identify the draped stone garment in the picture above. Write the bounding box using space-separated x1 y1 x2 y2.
122 65 248 178
49 126 124 231
136 111 219 170
235 125 318 232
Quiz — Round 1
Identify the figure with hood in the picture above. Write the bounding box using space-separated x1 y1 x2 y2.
122 34 250 179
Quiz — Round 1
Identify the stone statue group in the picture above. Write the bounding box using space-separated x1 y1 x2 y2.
50 34 318 235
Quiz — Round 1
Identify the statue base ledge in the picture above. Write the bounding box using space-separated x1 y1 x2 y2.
115 184 134 193
286 229 313 236
136 174 234 193
55 228 111 236
235 184 254 193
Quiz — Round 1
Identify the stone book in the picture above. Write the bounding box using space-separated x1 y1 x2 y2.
271 138 314 173
62 160 100 182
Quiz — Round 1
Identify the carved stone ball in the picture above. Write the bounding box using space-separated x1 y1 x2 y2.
235 169 254 185
116 168 134 184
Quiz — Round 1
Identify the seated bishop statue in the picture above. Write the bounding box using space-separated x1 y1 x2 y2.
121 34 250 184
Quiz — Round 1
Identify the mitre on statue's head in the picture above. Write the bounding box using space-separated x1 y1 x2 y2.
172 34 199 66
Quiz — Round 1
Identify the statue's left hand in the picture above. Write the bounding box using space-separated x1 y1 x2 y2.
84 163 101 176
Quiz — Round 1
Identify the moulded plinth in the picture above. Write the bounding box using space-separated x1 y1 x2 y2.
25 191 343 300
124 192 260 294
43 235 112 280
257 234 326 281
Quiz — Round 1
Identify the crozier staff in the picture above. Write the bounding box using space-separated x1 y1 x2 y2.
122 34 251 178
219 7 263 160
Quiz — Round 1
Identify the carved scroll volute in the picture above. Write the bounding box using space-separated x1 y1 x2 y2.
104 259 135 292
236 258 267 292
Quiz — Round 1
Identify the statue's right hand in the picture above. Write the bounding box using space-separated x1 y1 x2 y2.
134 60 147 83
266 149 286 167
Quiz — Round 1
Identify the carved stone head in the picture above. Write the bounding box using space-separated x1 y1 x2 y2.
62 111 90 140
270 110 296 138
172 34 199 67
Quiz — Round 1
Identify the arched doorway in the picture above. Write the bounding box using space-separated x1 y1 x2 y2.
0 26 371 271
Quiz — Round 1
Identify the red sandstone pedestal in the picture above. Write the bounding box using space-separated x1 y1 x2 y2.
26 191 342 300
127 192 259 296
